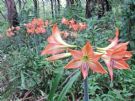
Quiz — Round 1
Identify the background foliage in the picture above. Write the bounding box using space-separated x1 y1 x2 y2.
0 0 135 101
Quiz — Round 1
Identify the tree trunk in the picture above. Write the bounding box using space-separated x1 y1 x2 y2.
18 0 22 11
98 0 111 18
66 0 75 6
5 0 19 27
33 0 38 17
57 0 60 16
85 0 92 18
50 0 54 18
85 0 111 18
54 0 57 17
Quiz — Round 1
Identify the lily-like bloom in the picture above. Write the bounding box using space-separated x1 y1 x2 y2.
6 28 15 37
97 28 132 81
104 28 119 50
61 17 69 25
71 23 79 31
69 19 76 25
32 18 44 27
65 42 107 79
61 17 87 32
79 23 87 31
25 18 46 34
101 42 132 81
41 24 76 55
6 26 20 37
35 27 46 34
97 28 119 51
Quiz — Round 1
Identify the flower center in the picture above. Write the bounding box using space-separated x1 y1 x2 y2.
82 55 89 61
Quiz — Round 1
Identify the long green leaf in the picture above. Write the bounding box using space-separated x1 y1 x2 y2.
48 67 64 101
57 71 80 101
21 71 26 89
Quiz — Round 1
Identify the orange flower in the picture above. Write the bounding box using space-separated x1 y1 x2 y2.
61 31 70 39
97 28 119 51
25 23 35 34
65 42 107 79
69 19 76 25
97 28 132 81
61 17 69 25
25 18 46 34
104 28 119 50
35 27 46 34
6 26 20 37
6 28 15 37
41 24 76 55
71 23 79 31
32 18 44 27
101 42 132 81
79 23 87 31
15 26 20 31
61 17 87 31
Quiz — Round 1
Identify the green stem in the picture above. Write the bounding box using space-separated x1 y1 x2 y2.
83 77 89 101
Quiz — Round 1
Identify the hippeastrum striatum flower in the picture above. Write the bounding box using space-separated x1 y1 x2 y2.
25 18 46 34
41 24 76 55
96 28 132 81
79 22 87 31
105 28 119 50
97 28 119 51
65 42 107 79
101 42 132 81
61 17 69 25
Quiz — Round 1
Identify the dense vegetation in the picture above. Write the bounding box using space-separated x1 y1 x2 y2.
0 0 135 101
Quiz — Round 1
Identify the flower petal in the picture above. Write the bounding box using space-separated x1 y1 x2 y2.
106 42 131 60
82 41 94 57
47 35 58 44
105 60 113 81
110 42 129 52
68 49 82 59
109 51 128 60
41 48 64 55
69 19 75 25
113 60 129 69
65 59 82 69
52 24 76 47
79 23 87 31
71 24 79 31
93 52 102 61
46 53 71 61
81 63 89 79
88 61 107 74
61 17 69 25
123 51 132 60
105 28 119 50
41 44 66 55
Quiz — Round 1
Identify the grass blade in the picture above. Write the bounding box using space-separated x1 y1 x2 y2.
48 67 64 101
57 71 80 101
